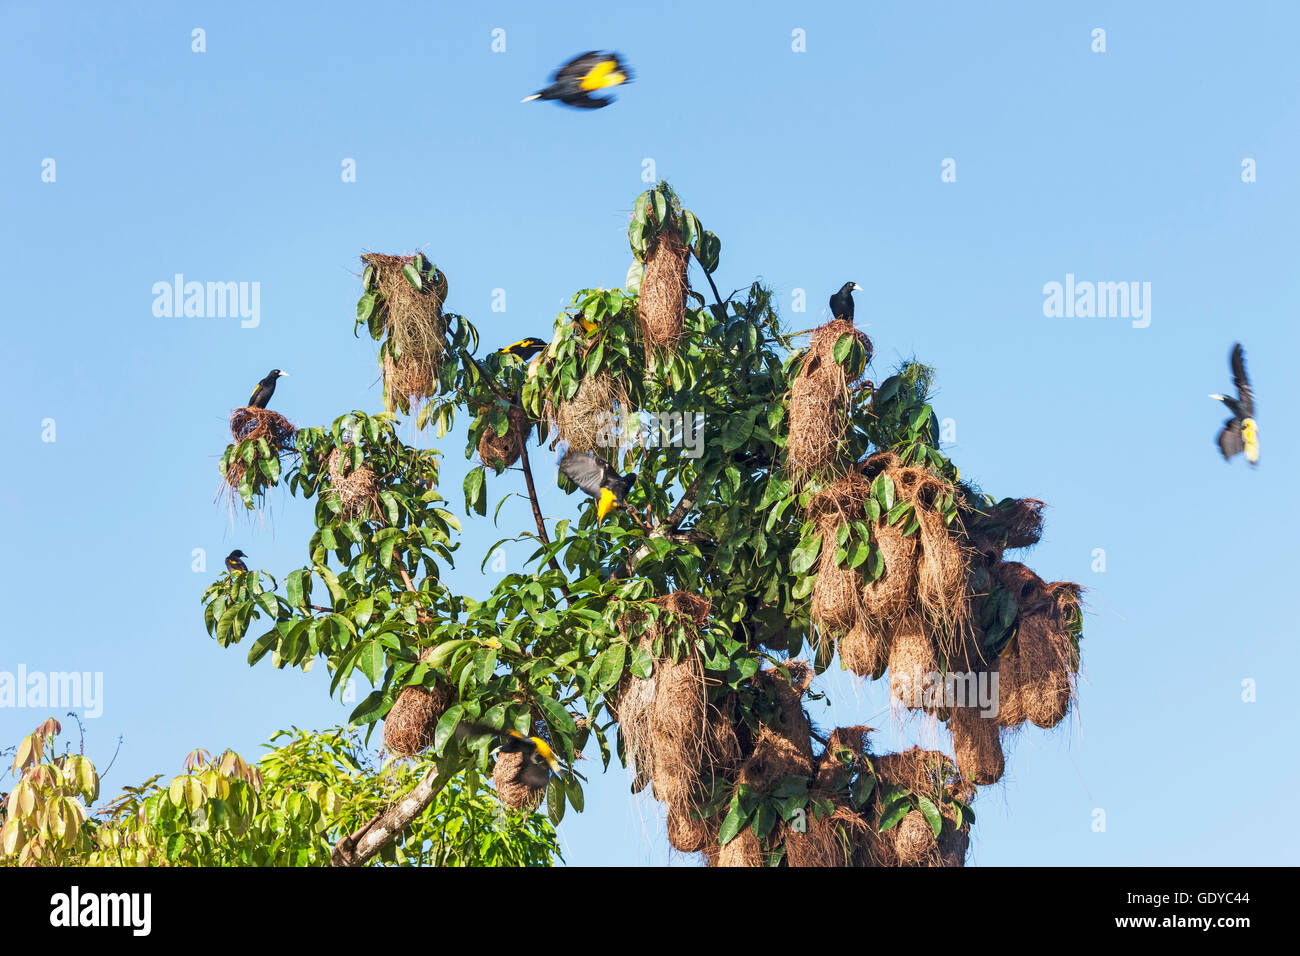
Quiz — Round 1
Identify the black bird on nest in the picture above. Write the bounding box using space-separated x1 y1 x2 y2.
829 282 863 321
522 51 633 110
224 550 249 573
492 730 563 788
1210 343 1259 466
248 369 288 409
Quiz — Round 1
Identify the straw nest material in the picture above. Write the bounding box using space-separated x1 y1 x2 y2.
888 615 939 713
493 749 547 811
715 828 764 867
666 806 713 853
364 253 446 406
383 664 455 758
1001 498 1045 549
838 621 891 679
816 725 874 791
949 703 1005 785
547 372 631 456
865 452 973 659
325 446 378 521
477 406 529 470
639 226 689 353
230 407 297 447
861 518 920 621
994 564 1080 729
787 319 873 480
784 800 871 867
866 748 973 867
806 473 874 636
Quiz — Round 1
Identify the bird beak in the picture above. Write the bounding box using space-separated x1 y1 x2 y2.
1208 393 1222 401
521 93 541 103
852 284 863 291
279 371 290 376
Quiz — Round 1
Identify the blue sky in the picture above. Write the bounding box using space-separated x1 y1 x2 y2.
2 0 1298 865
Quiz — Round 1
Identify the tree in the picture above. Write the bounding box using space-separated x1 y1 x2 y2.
199 181 1083 867
0 718 558 867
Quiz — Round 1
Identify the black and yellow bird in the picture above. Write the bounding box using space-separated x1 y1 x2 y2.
499 337 548 361
492 730 563 789
559 449 636 523
248 369 288 409
224 550 249 573
1210 342 1259 466
829 282 863 321
522 51 633 110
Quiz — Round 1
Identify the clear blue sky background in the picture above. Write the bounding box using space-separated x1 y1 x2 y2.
3 1 1297 865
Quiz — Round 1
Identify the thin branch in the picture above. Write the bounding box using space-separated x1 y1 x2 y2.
615 474 705 579
519 435 571 600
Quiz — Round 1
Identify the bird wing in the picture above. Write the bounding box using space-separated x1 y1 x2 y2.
560 91 613 109
559 450 609 498
1230 343 1254 417
1217 419 1244 460
553 51 603 83
248 384 267 407
555 51 630 89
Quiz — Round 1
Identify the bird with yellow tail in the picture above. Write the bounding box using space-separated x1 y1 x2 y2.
1210 343 1259 467
559 448 636 524
499 337 548 381
492 730 563 789
521 51 633 110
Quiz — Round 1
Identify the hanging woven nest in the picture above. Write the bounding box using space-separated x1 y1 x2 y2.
325 446 378 520
477 406 529 470
638 226 689 353
786 319 872 481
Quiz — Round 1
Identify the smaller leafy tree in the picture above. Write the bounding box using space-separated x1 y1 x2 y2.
0 720 558 867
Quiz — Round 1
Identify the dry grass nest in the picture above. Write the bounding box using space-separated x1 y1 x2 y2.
866 747 973 867
993 563 1082 730
477 406 529 470
639 226 689 353
887 614 940 714
326 446 379 521
786 318 873 481
383 653 455 758
806 473 874 638
363 253 446 406
546 372 631 456
493 749 546 811
230 407 296 447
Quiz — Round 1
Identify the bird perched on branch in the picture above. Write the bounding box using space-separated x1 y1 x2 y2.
224 550 249 573
248 369 288 409
559 449 636 523
1210 343 1258 466
829 282 862 322
522 51 633 110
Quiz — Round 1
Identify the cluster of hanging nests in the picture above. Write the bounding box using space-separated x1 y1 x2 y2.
788 318 1083 792
223 407 297 491
607 592 974 866
362 253 447 410
544 368 632 457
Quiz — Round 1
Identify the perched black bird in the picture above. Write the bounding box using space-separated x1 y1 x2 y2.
224 550 248 573
499 337 547 361
559 449 636 523
1210 343 1259 466
829 282 863 321
248 369 288 409
522 51 633 110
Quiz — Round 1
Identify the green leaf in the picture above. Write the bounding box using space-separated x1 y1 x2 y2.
790 530 823 575
720 409 756 452
873 473 896 511
833 333 854 364
401 263 422 290
878 798 912 832
357 643 385 686
916 795 943 838
547 776 567 825
652 188 668 227
717 802 750 847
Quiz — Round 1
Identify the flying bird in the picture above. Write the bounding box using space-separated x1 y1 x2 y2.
248 369 288 409
492 730 563 789
829 282 862 322
522 51 633 110
499 337 548 361
559 449 636 523
1210 343 1258 466
224 550 249 573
